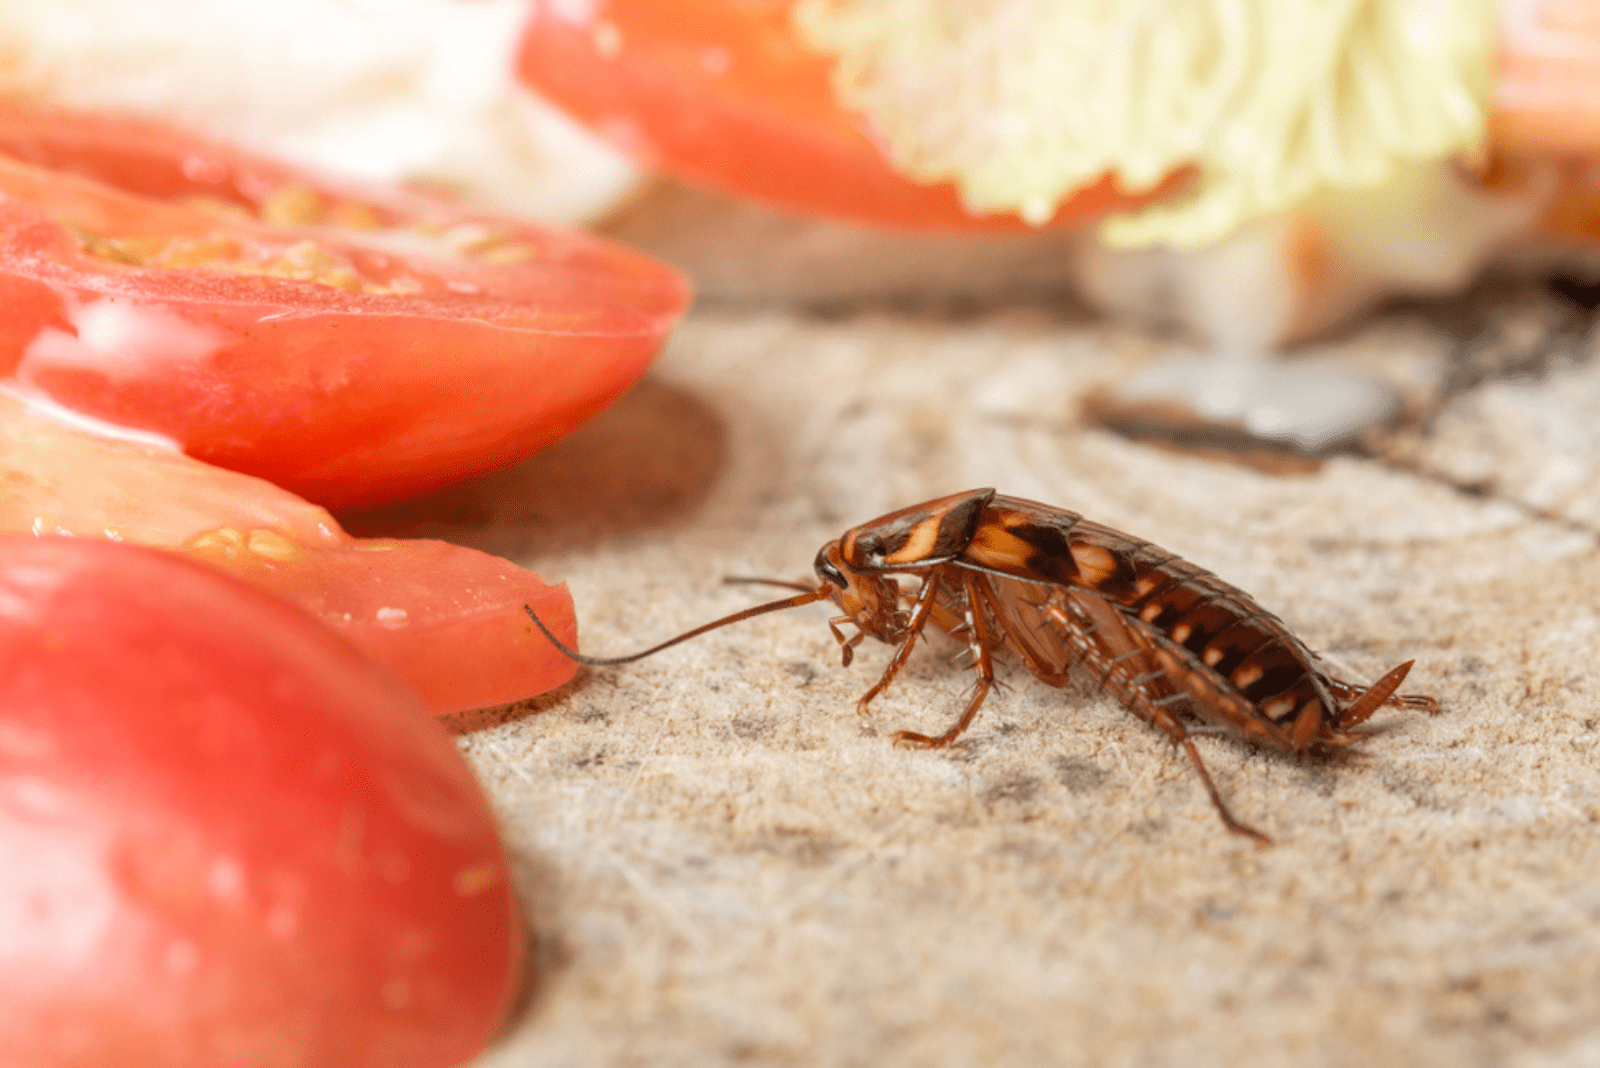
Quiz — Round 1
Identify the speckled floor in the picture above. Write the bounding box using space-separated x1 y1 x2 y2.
347 195 1600 1068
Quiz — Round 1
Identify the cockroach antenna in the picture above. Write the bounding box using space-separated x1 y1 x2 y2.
524 586 828 667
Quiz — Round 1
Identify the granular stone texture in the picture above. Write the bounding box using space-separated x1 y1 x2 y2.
348 223 1600 1068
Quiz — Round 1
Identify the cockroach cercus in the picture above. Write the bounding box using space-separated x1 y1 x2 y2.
527 489 1439 843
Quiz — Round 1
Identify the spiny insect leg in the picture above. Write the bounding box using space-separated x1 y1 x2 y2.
1177 737 1272 846
893 676 994 749
970 575 1070 687
1132 686 1273 844
1058 591 1272 844
828 617 866 667
1131 665 1270 844
855 570 942 715
895 574 997 749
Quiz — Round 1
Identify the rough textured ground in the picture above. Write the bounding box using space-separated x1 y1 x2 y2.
348 190 1600 1068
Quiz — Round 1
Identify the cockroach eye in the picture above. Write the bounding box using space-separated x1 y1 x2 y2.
814 547 848 590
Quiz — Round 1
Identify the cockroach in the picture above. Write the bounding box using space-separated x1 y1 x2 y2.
527 488 1439 843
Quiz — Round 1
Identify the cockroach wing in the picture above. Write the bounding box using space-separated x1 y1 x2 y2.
840 488 995 571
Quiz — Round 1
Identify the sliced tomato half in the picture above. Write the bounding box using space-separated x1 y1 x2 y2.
0 105 690 509
515 0 1143 231
1491 2 1600 158
0 535 521 1067
2 389 577 713
520 1 1600 234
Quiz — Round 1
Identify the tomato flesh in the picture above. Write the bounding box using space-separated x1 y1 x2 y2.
1491 2 1600 158
0 536 521 1067
515 0 1143 231
0 106 690 509
520 1 1600 233
2 389 578 713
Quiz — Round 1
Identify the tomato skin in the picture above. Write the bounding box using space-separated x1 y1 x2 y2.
187 536 580 715
0 106 690 509
516 0 1140 232
2 390 579 713
1490 3 1600 158
0 536 522 1068
522 1 1600 235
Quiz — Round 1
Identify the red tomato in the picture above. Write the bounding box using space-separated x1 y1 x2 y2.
522 1 1600 234
1491 2 1600 157
0 536 521 1068
0 105 690 509
1 389 578 713
515 0 1148 231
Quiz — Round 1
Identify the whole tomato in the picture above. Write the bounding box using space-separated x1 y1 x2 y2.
0 536 523 1068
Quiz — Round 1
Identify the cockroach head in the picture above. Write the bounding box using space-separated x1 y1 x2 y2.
814 541 849 590
813 541 901 642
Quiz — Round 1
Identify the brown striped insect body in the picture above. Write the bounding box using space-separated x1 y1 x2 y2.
531 488 1438 843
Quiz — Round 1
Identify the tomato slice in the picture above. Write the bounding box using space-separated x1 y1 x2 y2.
0 535 521 1067
515 0 1144 231
521 1 1600 234
0 105 690 509
2 389 577 713
1491 1 1600 157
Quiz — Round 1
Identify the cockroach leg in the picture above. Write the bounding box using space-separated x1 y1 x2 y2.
976 582 1070 688
828 618 865 667
854 571 942 715
930 600 970 636
1144 703 1271 844
894 676 994 749
894 574 998 748
1178 737 1272 846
